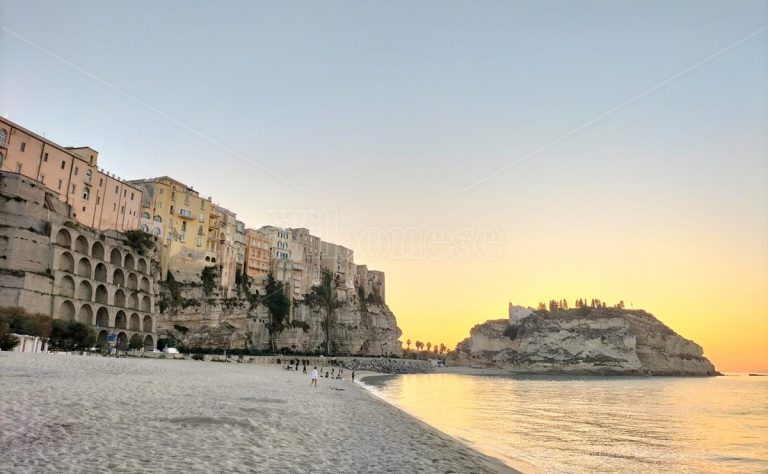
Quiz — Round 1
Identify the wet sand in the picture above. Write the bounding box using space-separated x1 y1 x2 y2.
0 352 514 473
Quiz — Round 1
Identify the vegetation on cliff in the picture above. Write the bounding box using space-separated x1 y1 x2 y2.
312 269 343 355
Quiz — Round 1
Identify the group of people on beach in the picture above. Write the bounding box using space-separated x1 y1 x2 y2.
278 358 355 387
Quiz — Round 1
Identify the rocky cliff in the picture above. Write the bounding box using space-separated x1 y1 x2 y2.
155 282 402 356
450 307 719 376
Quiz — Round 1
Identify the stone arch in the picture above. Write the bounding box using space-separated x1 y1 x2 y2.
129 313 140 331
115 310 127 329
96 307 110 327
92 241 105 260
138 258 147 273
142 315 153 332
59 252 75 273
113 268 125 286
95 285 108 304
124 253 135 270
77 280 92 301
114 289 126 307
110 248 122 266
58 300 75 321
143 334 154 351
56 228 72 248
127 273 138 290
127 292 139 310
94 263 107 282
140 295 151 312
76 257 92 278
97 330 109 349
116 332 128 350
59 275 75 297
75 235 89 255
78 304 93 325
140 276 150 292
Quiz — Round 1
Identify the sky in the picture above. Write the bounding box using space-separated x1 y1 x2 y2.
1 0 766 372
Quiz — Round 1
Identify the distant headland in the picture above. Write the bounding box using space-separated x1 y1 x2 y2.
449 302 720 376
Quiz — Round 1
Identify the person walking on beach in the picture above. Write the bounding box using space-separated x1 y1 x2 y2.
310 367 318 387
352 370 355 382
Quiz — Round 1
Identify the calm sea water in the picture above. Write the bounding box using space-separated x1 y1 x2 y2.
361 372 768 473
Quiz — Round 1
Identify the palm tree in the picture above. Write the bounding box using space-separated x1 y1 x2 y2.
439 343 446 355
312 269 342 356
406 339 412 352
415 340 423 358
426 342 432 353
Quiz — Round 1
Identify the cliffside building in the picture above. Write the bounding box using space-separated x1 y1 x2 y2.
0 117 141 232
128 176 214 282
0 171 158 350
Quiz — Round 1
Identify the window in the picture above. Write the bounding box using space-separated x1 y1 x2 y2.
43 152 48 162
40 174 45 183
170 205 174 214
58 179 62 190
121 205 125 214
99 178 103 186
153 215 162 222
197 235 203 246
179 209 192 218
181 221 187 232
171 192 176 202
96 196 100 204
141 224 149 232
115 185 118 193
0 129 6 144
130 192 134 200
153 228 161 236
85 169 92 184
123 190 126 197
159 188 163 194
72 184 77 194
15 163 21 173
61 160 66 169
113 203 117 211
83 187 90 200
141 212 150 219
74 166 78 176
20 142 26 152
157 202 163 209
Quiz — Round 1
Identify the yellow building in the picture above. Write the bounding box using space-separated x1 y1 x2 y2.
128 176 214 281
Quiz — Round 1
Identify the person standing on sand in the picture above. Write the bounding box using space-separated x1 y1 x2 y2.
352 371 355 382
310 367 318 387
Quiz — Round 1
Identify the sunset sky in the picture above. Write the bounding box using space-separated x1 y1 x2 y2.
2 1 766 371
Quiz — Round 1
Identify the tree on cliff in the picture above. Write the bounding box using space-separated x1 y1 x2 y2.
262 273 291 353
312 269 343 356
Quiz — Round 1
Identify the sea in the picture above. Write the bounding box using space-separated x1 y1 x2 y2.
360 372 768 473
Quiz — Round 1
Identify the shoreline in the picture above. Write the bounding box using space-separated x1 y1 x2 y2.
1 352 516 473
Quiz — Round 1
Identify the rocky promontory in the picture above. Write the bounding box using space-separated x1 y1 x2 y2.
450 305 719 376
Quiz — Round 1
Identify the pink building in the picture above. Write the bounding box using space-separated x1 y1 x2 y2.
0 118 141 232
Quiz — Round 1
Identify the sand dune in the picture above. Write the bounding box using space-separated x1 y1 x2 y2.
0 353 513 473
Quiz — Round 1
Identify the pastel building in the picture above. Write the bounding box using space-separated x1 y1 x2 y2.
0 117 141 231
244 228 271 293
256 225 305 300
319 241 356 297
128 176 214 281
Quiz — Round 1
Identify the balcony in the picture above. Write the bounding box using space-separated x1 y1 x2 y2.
177 208 195 220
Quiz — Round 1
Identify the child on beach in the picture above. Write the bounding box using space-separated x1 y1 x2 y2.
310 367 318 387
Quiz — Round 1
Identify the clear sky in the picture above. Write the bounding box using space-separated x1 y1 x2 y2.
2 0 766 372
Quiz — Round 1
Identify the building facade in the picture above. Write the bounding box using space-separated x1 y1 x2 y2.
244 228 270 294
0 117 141 232
128 176 214 282
0 171 158 350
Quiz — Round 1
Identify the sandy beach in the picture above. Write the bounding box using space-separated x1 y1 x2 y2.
0 352 513 473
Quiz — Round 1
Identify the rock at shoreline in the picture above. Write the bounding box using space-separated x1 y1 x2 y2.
449 307 719 376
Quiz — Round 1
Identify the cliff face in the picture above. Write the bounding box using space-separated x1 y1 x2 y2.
155 284 402 356
451 308 718 376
